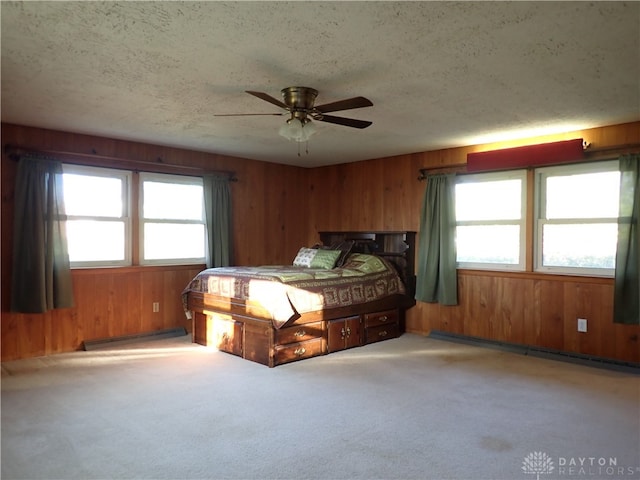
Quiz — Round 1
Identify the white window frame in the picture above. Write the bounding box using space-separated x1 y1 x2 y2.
534 160 620 277
455 169 527 272
62 164 132 268
139 172 206 266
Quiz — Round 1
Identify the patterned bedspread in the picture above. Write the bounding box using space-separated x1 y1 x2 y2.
182 253 405 328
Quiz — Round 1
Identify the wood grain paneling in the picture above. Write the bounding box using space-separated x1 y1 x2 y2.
1 123 310 360
1 266 203 360
309 122 640 364
2 121 639 363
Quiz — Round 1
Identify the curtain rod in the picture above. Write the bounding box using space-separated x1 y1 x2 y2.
4 144 238 182
417 142 640 181
583 142 640 158
417 165 466 181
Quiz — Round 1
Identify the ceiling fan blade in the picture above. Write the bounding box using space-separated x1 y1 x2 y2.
314 96 373 113
246 91 289 110
317 114 372 129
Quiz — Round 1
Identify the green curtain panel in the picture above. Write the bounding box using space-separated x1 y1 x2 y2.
11 156 74 313
415 173 458 305
614 154 639 324
203 175 233 268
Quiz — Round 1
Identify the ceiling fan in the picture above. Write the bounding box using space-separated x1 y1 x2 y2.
216 87 373 143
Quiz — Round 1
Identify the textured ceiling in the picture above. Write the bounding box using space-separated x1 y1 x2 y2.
1 1 639 167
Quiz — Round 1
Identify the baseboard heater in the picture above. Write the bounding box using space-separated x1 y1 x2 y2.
428 330 640 374
83 327 187 351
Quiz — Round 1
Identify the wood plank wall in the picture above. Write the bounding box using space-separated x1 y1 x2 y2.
2 122 639 363
1 123 310 360
308 122 640 364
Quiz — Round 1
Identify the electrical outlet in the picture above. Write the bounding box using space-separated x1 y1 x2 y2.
153 302 160 313
577 318 587 332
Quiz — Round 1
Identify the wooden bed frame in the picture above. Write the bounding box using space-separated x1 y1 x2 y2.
186 231 416 367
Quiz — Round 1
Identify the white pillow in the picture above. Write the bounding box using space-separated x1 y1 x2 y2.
293 247 317 267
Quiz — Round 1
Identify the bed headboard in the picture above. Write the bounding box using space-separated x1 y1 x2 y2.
319 231 416 298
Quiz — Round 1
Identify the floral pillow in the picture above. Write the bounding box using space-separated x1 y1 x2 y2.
293 247 317 267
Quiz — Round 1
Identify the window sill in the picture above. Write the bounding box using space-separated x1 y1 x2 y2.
71 264 206 275
457 268 614 285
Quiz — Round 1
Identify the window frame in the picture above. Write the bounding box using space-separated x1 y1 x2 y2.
62 164 132 268
455 169 528 272
61 165 210 269
534 160 620 277
138 172 207 266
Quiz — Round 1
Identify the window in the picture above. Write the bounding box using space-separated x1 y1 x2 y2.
139 173 206 265
535 161 620 276
62 167 207 268
454 159 622 277
455 170 527 271
62 165 131 267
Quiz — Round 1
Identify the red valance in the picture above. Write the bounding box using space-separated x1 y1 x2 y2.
467 138 585 172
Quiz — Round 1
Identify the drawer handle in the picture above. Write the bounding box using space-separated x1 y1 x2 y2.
294 347 306 356
345 327 351 337
379 315 388 322
378 330 388 337
294 330 306 337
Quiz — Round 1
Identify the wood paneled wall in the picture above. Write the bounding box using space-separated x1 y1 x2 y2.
410 272 638 363
308 122 640 364
1 123 310 360
2 121 639 363
1 266 202 360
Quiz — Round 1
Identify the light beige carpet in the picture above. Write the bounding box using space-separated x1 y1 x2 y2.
2 333 639 480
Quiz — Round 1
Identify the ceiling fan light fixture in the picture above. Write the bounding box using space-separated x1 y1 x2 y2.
279 117 317 143
229 87 373 148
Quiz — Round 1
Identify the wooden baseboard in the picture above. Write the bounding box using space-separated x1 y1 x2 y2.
83 327 187 350
429 330 640 374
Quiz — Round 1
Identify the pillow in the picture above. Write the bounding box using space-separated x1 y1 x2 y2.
311 240 355 267
293 247 317 267
310 249 341 269
331 240 355 267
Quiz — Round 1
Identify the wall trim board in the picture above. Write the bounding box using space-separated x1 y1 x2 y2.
429 330 640 374
82 327 187 350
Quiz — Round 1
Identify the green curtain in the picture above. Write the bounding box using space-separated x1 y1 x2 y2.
11 156 74 313
203 175 232 267
613 154 639 324
415 173 458 305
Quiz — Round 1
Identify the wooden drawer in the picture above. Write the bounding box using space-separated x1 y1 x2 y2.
364 309 398 328
365 322 400 344
276 321 323 345
274 338 324 365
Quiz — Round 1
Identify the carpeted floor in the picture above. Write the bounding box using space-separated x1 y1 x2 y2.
2 333 639 480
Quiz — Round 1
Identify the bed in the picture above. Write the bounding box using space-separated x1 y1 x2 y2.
182 231 416 367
